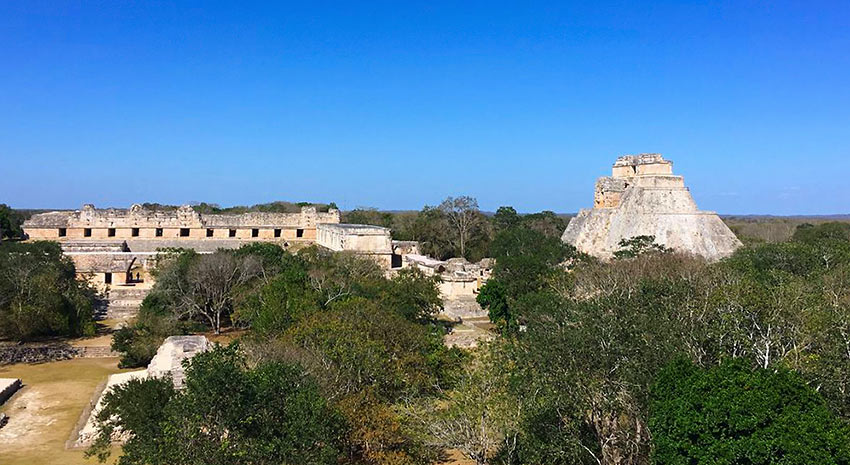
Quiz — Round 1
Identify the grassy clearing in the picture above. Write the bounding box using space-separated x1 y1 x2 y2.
0 358 130 465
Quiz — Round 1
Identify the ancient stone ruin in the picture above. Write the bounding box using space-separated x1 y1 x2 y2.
75 336 210 446
21 203 490 321
562 154 742 261
22 204 342 289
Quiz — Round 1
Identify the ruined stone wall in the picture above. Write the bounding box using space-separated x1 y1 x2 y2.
594 177 628 208
612 153 673 178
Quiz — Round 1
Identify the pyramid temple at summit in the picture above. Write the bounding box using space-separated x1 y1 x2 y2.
561 154 742 261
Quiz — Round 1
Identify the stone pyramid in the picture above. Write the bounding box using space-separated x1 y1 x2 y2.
562 154 742 261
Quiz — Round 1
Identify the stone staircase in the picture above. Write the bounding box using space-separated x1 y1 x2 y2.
441 296 488 320
96 286 150 320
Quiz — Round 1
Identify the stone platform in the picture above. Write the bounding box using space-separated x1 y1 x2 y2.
0 378 22 405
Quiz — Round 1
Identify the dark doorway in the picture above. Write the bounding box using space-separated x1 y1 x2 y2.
391 254 402 268
104 273 112 284
108 228 116 237
84 228 92 237
296 229 304 238
180 228 190 237
274 229 281 238
251 229 259 238
229 229 237 237
132 228 140 237
206 229 214 237
58 228 66 237
156 228 163 237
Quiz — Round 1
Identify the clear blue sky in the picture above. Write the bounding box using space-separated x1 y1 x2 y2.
1 1 848 214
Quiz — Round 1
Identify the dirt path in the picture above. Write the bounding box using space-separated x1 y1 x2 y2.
0 358 129 465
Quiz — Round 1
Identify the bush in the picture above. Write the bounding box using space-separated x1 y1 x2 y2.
650 359 850 465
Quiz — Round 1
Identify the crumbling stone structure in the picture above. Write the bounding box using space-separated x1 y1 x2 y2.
403 255 493 319
562 154 742 261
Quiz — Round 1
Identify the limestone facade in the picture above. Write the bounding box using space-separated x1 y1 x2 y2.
22 204 341 288
23 203 339 242
562 154 742 261
316 223 397 268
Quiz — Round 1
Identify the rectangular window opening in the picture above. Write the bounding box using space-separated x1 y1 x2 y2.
84 228 92 237
229 229 237 238
58 228 66 237
274 229 281 238
104 272 112 284
206 229 214 237
132 228 140 237
251 228 259 238
296 228 304 238
108 228 116 237
155 228 163 237
180 228 190 237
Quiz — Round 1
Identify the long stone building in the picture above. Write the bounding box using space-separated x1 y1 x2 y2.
562 154 742 261
22 204 426 288
22 203 342 289
24 203 339 242
22 203 493 321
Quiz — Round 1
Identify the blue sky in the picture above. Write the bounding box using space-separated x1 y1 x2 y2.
1 1 848 214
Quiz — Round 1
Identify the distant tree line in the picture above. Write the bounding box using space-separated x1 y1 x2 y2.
344 197 570 262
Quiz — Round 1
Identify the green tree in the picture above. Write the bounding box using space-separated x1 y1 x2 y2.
111 292 191 367
489 226 576 298
343 208 395 228
650 358 850 465
279 298 463 464
377 267 442 321
0 204 24 240
792 221 850 243
0 241 96 340
612 235 671 259
233 261 318 335
492 206 520 232
521 210 568 238
89 344 344 465
477 279 513 333
478 227 581 334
